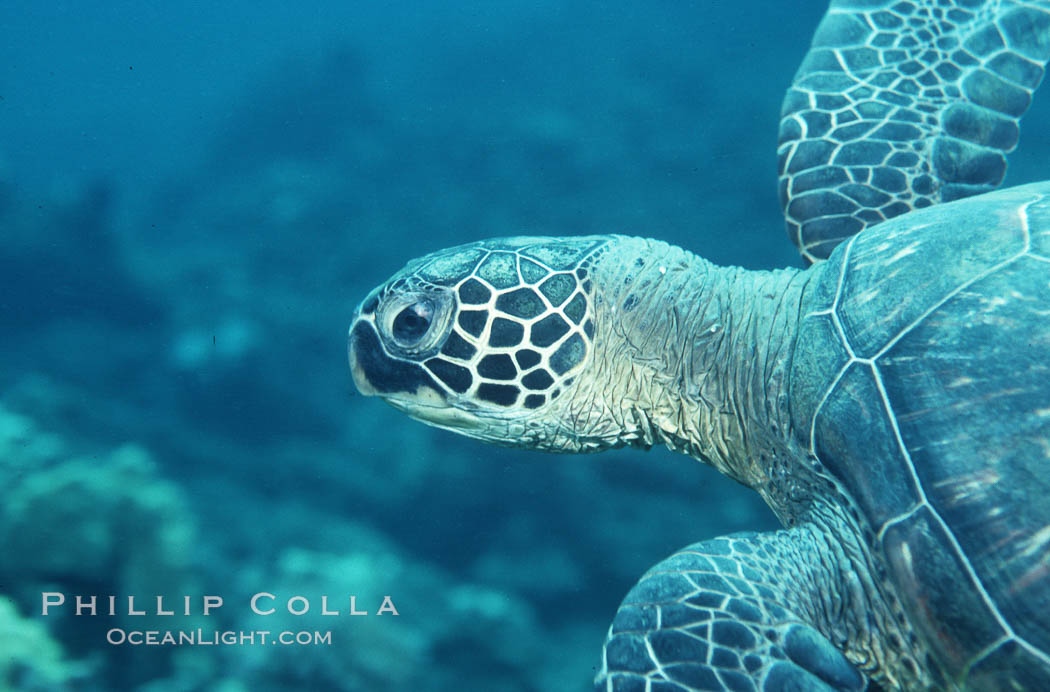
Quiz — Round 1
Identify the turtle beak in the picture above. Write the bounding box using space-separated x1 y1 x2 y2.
348 316 379 397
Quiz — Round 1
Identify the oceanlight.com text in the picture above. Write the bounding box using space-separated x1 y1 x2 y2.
106 628 332 646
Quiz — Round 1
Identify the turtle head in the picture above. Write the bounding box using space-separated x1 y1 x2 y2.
348 236 607 449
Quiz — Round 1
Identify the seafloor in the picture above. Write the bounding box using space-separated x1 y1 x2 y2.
1 2 1047 691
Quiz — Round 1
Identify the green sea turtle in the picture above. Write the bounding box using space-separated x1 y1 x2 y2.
348 1 1050 689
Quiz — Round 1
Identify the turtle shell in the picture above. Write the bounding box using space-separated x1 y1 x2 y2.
789 181 1050 687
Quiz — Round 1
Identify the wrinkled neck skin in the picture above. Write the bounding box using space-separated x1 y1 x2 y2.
554 236 810 505
551 237 920 687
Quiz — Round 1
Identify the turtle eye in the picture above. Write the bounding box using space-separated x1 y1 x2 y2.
391 300 434 346
376 289 453 358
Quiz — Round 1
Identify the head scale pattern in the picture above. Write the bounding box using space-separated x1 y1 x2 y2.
352 237 607 414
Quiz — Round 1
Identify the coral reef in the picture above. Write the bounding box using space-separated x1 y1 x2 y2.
221 537 544 691
0 596 80 692
0 403 199 688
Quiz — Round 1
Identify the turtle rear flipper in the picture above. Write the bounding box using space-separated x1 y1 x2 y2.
596 530 872 692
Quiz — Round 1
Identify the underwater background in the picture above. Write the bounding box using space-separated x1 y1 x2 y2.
1 1 1048 690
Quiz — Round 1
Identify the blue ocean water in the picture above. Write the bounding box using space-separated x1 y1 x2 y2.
1 2 1048 690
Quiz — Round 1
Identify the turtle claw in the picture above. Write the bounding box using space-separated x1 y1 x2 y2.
764 661 844 692
765 624 865 691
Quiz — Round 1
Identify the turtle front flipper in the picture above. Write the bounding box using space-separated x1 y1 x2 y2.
596 529 871 692
779 0 1050 262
